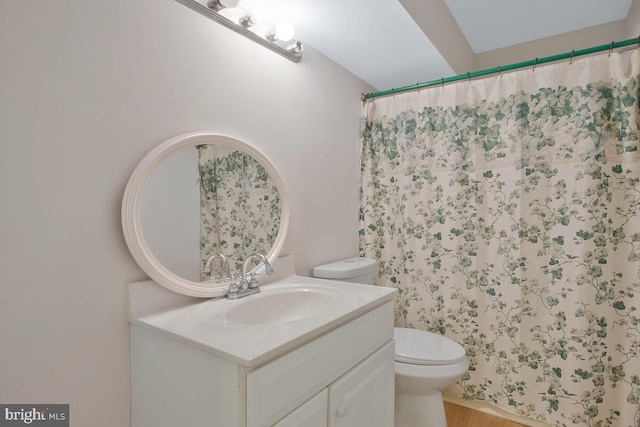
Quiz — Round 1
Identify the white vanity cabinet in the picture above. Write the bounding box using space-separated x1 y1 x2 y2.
123 134 398 426
131 298 395 427
327 341 395 426
273 390 328 427
272 341 394 427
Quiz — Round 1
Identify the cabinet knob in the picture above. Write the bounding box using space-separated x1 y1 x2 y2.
336 403 348 418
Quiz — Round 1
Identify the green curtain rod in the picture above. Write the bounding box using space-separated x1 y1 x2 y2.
363 36 640 101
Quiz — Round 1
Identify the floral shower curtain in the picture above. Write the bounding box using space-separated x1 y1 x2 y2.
360 51 640 426
197 145 281 276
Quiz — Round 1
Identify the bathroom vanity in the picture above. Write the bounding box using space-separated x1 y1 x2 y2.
129 269 396 427
122 132 396 426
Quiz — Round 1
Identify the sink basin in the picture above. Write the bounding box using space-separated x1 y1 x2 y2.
224 286 339 325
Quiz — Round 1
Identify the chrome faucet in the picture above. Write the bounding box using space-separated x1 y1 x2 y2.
227 253 273 299
242 253 273 284
203 253 231 281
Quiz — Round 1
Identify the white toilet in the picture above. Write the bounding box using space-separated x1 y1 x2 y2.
313 257 469 427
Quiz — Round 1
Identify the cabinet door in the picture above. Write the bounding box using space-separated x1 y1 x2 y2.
328 341 395 427
247 302 394 427
273 389 327 427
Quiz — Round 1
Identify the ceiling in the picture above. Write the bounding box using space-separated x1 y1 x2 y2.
237 0 634 91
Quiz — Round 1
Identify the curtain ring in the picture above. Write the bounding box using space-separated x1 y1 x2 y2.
467 72 471 83
533 58 538 71
498 66 502 78
441 77 444 88
570 49 575 65
609 41 614 57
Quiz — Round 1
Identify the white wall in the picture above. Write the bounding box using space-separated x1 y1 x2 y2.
474 3 640 72
626 0 640 37
0 1 372 425
474 21 625 71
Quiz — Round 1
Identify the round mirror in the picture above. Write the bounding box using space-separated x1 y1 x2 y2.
122 132 289 298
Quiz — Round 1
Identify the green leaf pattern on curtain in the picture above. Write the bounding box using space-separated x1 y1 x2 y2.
198 145 281 276
360 76 640 426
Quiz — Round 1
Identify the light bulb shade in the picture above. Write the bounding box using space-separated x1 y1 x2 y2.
275 22 295 42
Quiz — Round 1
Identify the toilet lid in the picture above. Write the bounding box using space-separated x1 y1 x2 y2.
394 327 466 366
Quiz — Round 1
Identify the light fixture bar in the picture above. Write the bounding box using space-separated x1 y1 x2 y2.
174 0 302 63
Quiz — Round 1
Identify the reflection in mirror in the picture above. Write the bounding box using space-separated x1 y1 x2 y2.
197 144 281 276
140 144 281 282
141 147 200 281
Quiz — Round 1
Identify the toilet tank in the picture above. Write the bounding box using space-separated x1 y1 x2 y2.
312 257 377 285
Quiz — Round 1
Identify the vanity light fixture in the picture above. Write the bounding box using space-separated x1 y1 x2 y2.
174 0 303 63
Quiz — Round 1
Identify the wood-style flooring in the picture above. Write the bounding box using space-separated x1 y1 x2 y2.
444 402 529 427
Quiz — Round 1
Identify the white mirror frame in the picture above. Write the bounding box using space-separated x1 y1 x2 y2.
122 131 289 298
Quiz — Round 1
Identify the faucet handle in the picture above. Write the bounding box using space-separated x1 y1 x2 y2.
227 279 241 296
247 273 259 289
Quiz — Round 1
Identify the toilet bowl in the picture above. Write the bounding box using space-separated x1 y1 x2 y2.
313 257 469 427
394 327 468 427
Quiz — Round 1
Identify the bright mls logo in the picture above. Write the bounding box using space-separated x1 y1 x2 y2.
0 405 68 426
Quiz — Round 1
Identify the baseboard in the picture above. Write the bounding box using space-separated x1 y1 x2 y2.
442 393 550 427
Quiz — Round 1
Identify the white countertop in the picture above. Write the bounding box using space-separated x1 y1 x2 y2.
130 275 396 367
